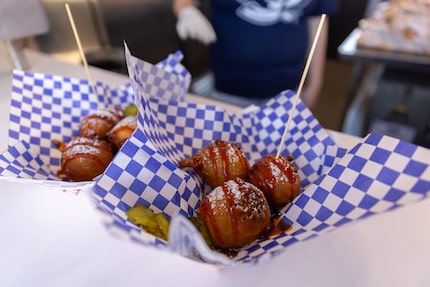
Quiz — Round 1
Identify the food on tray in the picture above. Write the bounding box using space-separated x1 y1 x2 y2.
357 0 430 56
57 137 114 181
197 177 271 249
79 106 124 139
126 204 170 241
178 139 249 188
107 115 137 150
248 154 301 208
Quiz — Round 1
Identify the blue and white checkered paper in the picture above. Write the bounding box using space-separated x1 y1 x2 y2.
0 70 134 182
1 44 430 266
0 48 189 187
89 45 429 266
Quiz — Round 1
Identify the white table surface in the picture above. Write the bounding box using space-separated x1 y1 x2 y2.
1 49 430 287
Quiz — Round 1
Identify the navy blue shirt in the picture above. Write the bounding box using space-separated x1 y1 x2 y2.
208 0 339 99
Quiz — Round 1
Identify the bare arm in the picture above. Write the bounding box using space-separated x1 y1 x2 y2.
173 0 197 16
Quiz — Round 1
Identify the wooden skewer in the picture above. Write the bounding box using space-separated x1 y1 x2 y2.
276 14 327 158
65 3 99 107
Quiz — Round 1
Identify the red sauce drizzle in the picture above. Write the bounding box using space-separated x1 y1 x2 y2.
220 142 230 181
198 196 224 246
222 178 240 244
262 210 292 238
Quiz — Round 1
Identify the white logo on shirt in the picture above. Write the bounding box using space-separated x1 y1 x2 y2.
235 0 312 25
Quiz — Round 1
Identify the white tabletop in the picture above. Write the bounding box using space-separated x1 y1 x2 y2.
1 49 430 287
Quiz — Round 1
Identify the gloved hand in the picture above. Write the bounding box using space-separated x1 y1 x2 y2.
176 6 217 45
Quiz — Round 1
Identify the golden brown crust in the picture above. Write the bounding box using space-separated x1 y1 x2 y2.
58 137 114 181
79 106 124 139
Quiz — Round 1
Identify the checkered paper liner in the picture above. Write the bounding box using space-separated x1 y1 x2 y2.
88 45 424 265
2 45 430 266
0 72 128 184
0 48 189 189
114 132 430 266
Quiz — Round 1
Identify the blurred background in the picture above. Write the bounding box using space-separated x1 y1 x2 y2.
4 0 430 147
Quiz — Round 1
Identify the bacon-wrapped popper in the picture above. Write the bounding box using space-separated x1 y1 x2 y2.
197 177 271 249
178 139 249 188
248 154 301 208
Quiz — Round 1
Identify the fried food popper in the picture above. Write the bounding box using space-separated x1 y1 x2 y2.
178 139 249 189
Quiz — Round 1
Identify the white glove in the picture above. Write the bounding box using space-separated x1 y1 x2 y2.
176 6 217 45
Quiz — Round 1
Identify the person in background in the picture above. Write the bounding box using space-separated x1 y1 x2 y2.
173 0 339 108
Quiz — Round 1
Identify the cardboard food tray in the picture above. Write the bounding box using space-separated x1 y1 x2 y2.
1 44 430 266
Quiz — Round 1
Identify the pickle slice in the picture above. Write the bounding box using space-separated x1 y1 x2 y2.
126 204 168 240
126 205 215 245
124 104 138 116
155 212 169 239
188 216 213 247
